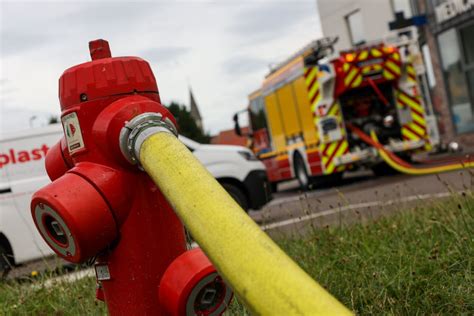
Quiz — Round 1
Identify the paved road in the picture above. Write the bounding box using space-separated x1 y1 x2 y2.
250 169 473 236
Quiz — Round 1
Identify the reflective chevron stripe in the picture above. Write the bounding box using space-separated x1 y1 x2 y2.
385 61 401 75
398 93 423 113
313 100 348 174
397 90 428 142
382 51 402 81
342 63 362 88
406 64 417 83
304 66 322 114
320 139 349 174
371 48 382 57
358 50 369 61
327 103 339 117
305 67 318 86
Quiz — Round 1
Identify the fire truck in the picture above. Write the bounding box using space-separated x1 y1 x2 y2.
234 35 438 190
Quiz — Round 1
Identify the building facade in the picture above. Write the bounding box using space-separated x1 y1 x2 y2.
317 0 395 51
211 127 249 146
317 0 474 149
415 0 474 147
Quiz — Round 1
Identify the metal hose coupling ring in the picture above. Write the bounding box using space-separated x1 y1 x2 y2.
119 112 178 165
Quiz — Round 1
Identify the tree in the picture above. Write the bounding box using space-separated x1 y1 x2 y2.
166 102 211 143
48 115 59 124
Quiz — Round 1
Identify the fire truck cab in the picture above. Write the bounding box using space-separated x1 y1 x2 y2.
235 36 438 190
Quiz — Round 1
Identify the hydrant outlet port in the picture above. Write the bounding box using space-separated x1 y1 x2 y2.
159 248 233 316
43 214 68 246
31 172 117 263
33 202 76 258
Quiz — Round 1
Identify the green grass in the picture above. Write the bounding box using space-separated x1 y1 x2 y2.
1 192 472 315
0 274 106 315
281 192 473 315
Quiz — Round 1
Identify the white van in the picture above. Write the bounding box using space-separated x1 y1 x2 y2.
0 124 271 274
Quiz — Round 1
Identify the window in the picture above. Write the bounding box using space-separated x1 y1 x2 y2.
460 23 474 133
461 24 474 66
346 10 365 46
438 28 474 133
422 44 436 88
391 0 413 17
249 96 268 131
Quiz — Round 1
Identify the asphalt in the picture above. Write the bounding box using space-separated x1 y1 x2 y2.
249 168 473 237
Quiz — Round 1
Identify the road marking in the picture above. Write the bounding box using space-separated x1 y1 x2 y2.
261 191 457 230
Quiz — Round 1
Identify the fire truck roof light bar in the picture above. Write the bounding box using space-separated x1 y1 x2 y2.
267 36 338 76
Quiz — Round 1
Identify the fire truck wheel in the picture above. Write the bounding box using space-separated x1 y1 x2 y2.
222 183 249 211
311 173 343 189
294 154 310 191
371 162 398 176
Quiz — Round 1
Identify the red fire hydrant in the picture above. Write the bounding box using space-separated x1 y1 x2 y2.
30 40 232 315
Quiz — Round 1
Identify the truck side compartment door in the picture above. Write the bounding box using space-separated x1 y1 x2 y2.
264 93 286 154
292 77 319 147
275 84 302 139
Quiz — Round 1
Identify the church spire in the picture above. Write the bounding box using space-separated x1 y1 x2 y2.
189 87 203 132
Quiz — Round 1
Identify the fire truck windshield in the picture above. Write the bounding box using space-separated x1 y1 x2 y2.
249 96 268 132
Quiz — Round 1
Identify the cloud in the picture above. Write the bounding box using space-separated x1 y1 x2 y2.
0 2 165 57
0 2 80 56
140 46 191 66
221 55 268 76
229 1 318 43
1 31 51 56
56 2 165 33
0 1 322 135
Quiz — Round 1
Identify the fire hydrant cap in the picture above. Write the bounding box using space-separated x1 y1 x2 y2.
59 39 158 110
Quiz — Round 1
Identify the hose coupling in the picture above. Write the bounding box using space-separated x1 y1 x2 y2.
119 112 178 165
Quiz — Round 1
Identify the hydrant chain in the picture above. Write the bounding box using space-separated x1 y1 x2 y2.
119 112 178 165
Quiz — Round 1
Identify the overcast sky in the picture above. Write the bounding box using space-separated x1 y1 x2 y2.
0 0 322 137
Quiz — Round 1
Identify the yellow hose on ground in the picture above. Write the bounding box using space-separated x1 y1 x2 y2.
370 131 474 175
139 132 351 315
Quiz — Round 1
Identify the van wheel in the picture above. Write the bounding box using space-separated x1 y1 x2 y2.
0 244 12 278
294 154 309 191
222 183 249 211
270 182 278 193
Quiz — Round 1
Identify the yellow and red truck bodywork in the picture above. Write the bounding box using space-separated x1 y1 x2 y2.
248 42 432 184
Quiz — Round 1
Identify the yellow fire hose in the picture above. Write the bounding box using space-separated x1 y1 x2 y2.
345 123 473 175
139 132 351 315
369 131 474 175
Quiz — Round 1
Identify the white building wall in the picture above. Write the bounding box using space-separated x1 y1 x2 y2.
317 0 394 52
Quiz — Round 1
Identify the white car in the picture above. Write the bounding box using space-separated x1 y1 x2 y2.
0 124 271 274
